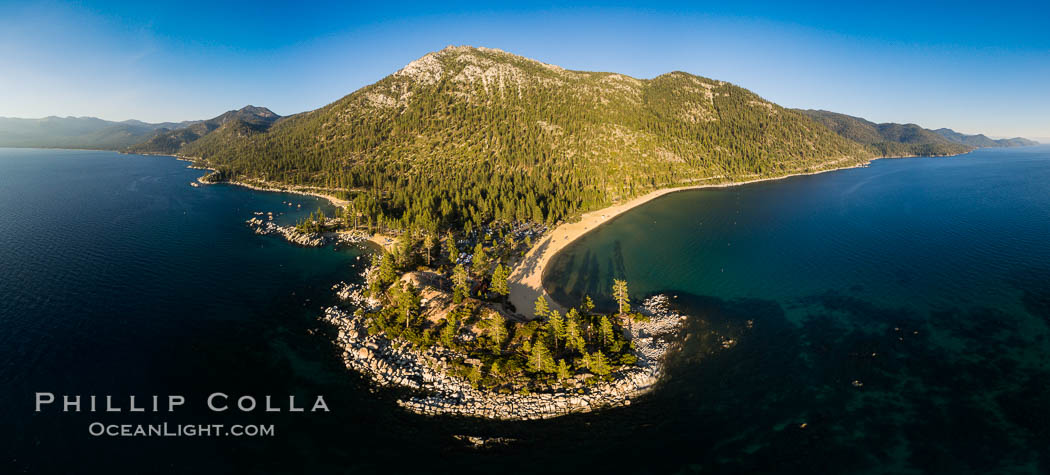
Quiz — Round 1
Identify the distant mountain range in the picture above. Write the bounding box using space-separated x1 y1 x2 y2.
125 106 280 155
931 128 1038 148
0 116 192 150
799 109 1037 157
0 106 280 152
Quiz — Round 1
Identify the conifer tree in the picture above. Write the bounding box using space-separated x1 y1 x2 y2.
534 296 550 319
556 359 571 381
446 231 458 263
599 315 615 347
528 340 555 373
565 308 585 353
468 364 482 388
590 350 611 377
487 312 507 350
397 282 421 331
379 252 397 286
473 242 488 275
452 264 469 302
612 280 630 316
547 309 565 348
439 317 457 347
581 295 596 315
422 233 435 267
490 263 509 299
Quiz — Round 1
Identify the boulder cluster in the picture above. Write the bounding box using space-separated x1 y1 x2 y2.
245 217 327 246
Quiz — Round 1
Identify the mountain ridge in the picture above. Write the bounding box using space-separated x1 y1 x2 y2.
799 109 1037 157
932 127 1037 147
178 45 875 230
125 106 280 155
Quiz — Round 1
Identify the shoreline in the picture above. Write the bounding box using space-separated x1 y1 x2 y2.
203 177 351 208
323 292 690 420
507 158 883 314
507 149 979 314
125 151 351 209
161 153 398 252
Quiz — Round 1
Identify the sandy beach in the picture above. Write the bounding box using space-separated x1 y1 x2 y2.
507 160 870 316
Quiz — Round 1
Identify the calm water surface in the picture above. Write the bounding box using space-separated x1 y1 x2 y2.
547 145 1050 473
3 147 1050 473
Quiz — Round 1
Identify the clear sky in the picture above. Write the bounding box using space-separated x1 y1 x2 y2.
1 0 1047 139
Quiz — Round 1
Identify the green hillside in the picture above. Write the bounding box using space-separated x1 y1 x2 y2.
798 109 972 157
126 106 279 154
175 46 872 232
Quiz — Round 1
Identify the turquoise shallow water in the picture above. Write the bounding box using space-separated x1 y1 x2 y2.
3 147 1050 473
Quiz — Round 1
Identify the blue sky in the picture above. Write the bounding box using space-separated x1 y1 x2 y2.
1 1 1047 139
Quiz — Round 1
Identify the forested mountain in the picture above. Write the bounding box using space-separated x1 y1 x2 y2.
180 46 874 232
125 106 280 154
932 128 1038 147
0 116 189 149
799 110 1038 156
798 110 974 157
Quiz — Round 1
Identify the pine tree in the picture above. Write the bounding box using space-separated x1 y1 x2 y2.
528 340 555 373
490 262 509 298
612 280 630 316
534 296 550 319
397 282 421 330
394 234 414 267
473 242 488 276
599 315 615 348
590 350 611 377
468 364 482 388
581 295 595 314
446 231 458 263
556 359 571 381
439 317 457 347
487 312 507 350
422 233 435 267
379 252 397 286
547 309 565 348
452 264 469 302
565 308 585 353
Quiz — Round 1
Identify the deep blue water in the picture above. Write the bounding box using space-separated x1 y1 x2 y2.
4 147 1050 474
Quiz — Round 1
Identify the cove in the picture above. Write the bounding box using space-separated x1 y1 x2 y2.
543 145 1050 472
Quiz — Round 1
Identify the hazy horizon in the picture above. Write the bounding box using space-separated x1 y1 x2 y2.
1 1 1047 139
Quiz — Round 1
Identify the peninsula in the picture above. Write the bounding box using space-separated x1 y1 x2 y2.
144 46 1034 419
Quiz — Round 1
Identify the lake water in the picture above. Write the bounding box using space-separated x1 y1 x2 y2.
545 145 1050 473
3 147 1049 473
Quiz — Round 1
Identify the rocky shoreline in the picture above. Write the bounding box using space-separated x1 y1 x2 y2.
322 294 687 420
195 173 350 207
245 217 372 248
